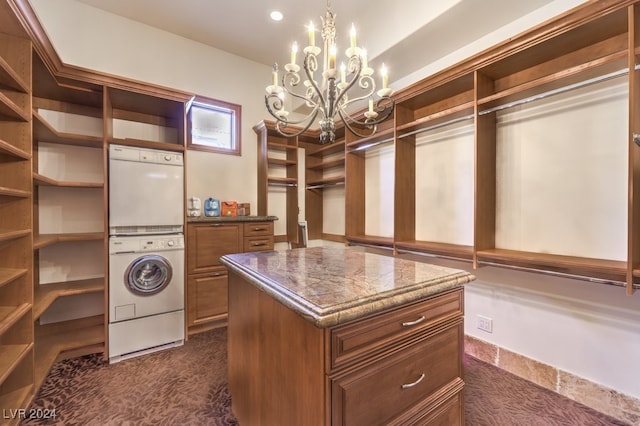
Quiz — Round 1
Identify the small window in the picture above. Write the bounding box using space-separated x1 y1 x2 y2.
187 96 241 155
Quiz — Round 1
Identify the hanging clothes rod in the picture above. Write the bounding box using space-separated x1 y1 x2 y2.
348 136 395 153
268 181 297 187
397 114 474 140
478 67 631 116
306 181 345 190
478 260 626 288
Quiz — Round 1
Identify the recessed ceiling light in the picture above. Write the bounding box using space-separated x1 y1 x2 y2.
270 10 283 21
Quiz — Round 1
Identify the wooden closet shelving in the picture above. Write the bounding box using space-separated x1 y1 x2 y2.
0 14 34 418
338 1 640 294
255 120 300 243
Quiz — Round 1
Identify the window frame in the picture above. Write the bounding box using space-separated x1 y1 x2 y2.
187 95 241 156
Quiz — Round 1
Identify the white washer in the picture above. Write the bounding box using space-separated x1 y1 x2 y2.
108 234 185 362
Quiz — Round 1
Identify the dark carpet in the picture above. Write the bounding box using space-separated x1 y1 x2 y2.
23 328 628 425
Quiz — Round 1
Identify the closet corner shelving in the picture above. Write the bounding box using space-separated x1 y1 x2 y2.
0 22 34 418
301 128 345 241
31 52 106 388
255 120 300 244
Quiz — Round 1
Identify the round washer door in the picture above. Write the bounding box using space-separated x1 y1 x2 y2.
124 254 173 296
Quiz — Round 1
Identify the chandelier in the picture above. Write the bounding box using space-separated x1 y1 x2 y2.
264 0 395 144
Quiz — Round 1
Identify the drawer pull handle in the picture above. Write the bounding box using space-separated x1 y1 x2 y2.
253 227 266 231
402 316 425 327
252 242 266 246
211 272 225 277
401 373 425 389
209 224 223 227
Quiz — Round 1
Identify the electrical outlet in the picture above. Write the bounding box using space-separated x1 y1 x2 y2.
477 315 493 333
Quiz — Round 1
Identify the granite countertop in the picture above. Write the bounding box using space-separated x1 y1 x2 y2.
220 246 475 328
187 215 278 223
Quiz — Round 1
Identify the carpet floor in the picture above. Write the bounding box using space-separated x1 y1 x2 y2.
22 328 628 426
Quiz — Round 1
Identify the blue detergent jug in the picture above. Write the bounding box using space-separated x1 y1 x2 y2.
204 198 220 217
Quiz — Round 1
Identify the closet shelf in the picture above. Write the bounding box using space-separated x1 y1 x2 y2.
346 234 394 249
0 385 33 418
267 141 297 151
0 185 30 199
34 278 105 320
0 304 31 336
0 343 33 384
395 240 473 261
267 176 297 187
108 137 185 152
396 103 474 139
307 157 344 171
477 51 627 112
476 248 626 283
0 138 30 160
0 91 29 121
309 140 345 156
0 229 30 244
0 55 29 93
0 268 28 290
33 173 103 188
267 157 296 166
34 233 104 250
34 319 104 389
32 111 103 148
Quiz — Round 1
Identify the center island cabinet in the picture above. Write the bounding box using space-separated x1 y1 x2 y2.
186 216 277 335
220 246 475 426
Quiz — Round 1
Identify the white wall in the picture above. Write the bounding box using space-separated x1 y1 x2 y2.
31 0 272 210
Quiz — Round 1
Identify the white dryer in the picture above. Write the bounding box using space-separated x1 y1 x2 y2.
108 234 184 362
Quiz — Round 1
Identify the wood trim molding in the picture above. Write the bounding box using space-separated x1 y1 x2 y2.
9 0 193 103
393 0 636 104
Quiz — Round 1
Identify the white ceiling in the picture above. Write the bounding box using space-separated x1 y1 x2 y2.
73 0 556 83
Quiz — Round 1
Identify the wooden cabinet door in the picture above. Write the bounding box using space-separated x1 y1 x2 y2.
187 272 228 326
187 223 243 274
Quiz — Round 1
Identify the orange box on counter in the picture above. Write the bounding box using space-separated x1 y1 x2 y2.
221 201 238 217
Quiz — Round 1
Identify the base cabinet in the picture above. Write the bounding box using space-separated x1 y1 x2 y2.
186 220 274 334
187 272 228 326
228 269 464 426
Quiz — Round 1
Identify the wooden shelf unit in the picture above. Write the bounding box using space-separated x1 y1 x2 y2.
33 278 104 320
345 118 395 249
255 120 300 244
338 1 640 293
0 19 34 421
105 86 186 150
301 136 345 241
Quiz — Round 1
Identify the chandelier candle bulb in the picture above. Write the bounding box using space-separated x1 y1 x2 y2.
368 99 373 112
350 24 357 49
381 63 389 89
291 42 298 65
308 21 315 47
329 45 337 70
272 64 278 86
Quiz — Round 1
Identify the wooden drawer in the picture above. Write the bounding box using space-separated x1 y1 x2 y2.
331 323 462 426
187 271 228 327
243 221 273 237
330 288 462 370
244 236 274 252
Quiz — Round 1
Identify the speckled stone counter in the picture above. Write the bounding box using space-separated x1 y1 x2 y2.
220 246 475 327
187 215 277 223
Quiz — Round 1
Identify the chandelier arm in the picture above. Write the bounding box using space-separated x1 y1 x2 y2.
339 97 396 128
338 108 378 138
275 108 321 138
302 52 326 112
333 55 363 113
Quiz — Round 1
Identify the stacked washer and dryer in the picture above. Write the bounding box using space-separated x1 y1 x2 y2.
108 144 185 363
